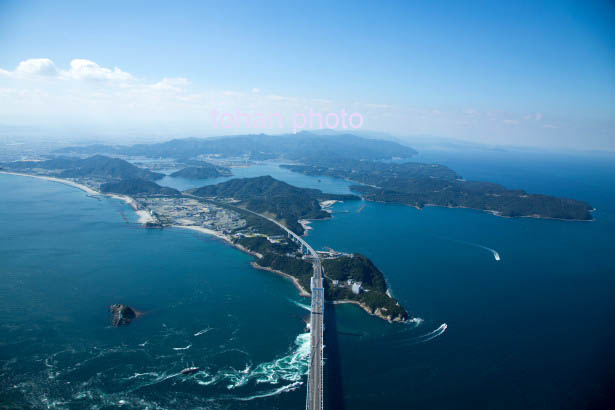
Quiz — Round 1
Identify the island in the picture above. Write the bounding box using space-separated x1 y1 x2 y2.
280 160 593 221
110 304 141 327
170 163 232 179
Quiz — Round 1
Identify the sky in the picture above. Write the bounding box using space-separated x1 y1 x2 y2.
0 0 613 151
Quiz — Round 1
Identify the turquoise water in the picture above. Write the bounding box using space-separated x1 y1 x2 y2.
1 151 614 409
0 175 311 409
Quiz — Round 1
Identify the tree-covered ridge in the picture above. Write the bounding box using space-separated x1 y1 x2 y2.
283 161 593 221
322 254 408 321
281 160 460 184
3 155 164 181
100 178 181 196
235 235 299 255
170 163 232 179
254 253 314 292
352 181 593 220
322 254 387 292
187 175 359 234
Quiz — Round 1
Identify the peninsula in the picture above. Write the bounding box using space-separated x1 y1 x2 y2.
1 156 409 322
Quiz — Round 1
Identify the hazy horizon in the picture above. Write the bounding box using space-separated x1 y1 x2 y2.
1 1 613 152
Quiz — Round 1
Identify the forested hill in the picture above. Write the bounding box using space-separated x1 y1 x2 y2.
282 161 593 221
170 163 232 179
188 175 359 234
2 155 164 181
100 178 181 196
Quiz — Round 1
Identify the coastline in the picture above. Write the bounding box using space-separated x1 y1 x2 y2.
332 299 407 323
250 262 311 298
286 170 595 222
2 172 316 303
360 195 594 222
171 225 232 243
171 224 311 298
0 171 157 225
0 171 99 195
3 171 406 322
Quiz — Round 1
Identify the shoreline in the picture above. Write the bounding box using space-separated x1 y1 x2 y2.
0 171 157 225
170 224 232 243
284 170 594 223
0 171 99 195
360 195 594 223
331 299 407 323
171 224 312 298
250 262 311 298
3 171 406 322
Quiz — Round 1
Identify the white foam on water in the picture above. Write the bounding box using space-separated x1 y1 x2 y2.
195 332 310 396
405 323 447 345
194 327 213 337
289 299 311 312
233 381 303 401
125 372 159 380
172 344 192 351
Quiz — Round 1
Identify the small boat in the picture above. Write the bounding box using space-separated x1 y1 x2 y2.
181 366 200 375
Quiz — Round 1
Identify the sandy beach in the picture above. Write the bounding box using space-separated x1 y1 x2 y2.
171 225 232 243
0 171 100 195
0 171 157 225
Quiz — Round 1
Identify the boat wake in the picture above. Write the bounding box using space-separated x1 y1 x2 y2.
448 238 501 261
194 327 213 337
172 344 192 351
474 244 500 261
289 299 311 312
395 323 448 346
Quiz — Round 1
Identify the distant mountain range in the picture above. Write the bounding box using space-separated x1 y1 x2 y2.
2 155 163 181
54 132 418 163
18 133 595 221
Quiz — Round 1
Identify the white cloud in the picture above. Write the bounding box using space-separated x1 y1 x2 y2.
0 58 59 79
0 58 131 82
63 59 132 81
1 57 607 150
151 77 190 92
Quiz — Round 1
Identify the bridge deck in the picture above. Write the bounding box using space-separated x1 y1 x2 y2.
196 204 325 410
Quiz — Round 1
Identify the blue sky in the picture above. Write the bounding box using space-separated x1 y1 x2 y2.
0 0 613 150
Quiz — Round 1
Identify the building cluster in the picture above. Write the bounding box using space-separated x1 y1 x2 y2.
140 197 247 233
331 278 363 295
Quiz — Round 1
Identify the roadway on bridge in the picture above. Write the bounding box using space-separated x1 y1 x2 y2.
184 200 325 410
237 208 324 410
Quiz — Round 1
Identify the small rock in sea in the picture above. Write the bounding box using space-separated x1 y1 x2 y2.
110 304 141 327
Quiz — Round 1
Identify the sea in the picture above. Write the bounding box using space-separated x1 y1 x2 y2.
1 149 614 409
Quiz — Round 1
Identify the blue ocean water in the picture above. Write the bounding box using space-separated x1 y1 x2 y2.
1 150 614 409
